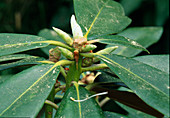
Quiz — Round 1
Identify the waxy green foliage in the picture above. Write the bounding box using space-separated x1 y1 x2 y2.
55 83 105 118
74 0 131 38
0 64 60 117
96 54 169 116
0 0 168 117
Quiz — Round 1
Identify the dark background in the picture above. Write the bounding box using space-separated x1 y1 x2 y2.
0 0 169 54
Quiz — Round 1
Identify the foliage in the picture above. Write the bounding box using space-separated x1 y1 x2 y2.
0 0 169 118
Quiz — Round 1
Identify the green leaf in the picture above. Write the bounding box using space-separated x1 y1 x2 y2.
96 35 149 53
74 0 131 39
104 111 128 118
96 54 169 116
0 54 37 62
90 86 163 117
0 64 60 117
116 102 156 118
112 27 163 57
0 33 49 56
55 83 105 118
0 57 45 71
134 55 169 73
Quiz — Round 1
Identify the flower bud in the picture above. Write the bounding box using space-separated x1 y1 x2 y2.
96 46 118 55
71 15 83 39
58 47 74 60
81 44 97 52
93 46 118 63
49 47 61 62
82 57 93 67
52 27 73 46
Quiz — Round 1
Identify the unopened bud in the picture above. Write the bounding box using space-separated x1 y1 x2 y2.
94 46 118 63
96 46 118 55
52 27 73 46
58 47 74 60
82 57 93 67
81 44 97 52
49 47 61 62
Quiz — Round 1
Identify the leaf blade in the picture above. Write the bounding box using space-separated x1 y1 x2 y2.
96 54 169 116
0 33 49 56
97 35 149 53
74 0 131 39
0 64 60 117
113 27 163 57
55 83 105 118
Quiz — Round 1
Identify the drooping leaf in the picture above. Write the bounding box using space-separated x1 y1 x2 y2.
96 54 169 117
55 83 105 118
74 0 131 39
112 27 163 57
0 57 45 71
0 54 37 62
134 55 169 73
96 35 149 53
0 64 60 117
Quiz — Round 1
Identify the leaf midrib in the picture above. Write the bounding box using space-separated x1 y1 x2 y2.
0 63 59 116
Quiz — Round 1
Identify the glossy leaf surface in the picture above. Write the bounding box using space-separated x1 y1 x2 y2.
74 0 131 39
97 35 149 53
0 33 49 56
134 55 169 73
55 83 105 118
113 27 163 57
96 54 169 116
0 64 60 117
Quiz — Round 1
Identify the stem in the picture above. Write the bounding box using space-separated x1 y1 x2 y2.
81 64 108 72
66 56 82 90
45 87 55 118
99 97 110 107
55 85 66 94
45 100 59 111
60 66 67 79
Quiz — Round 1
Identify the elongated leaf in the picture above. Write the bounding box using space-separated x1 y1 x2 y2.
96 54 169 116
0 64 60 117
96 35 149 53
0 33 49 56
0 57 45 71
0 54 37 62
55 83 105 118
134 55 169 73
112 27 163 57
74 0 131 39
